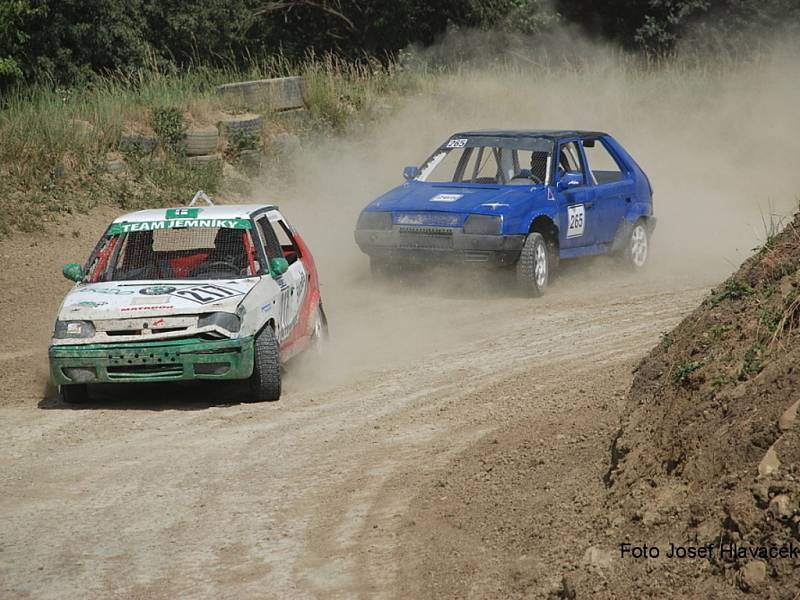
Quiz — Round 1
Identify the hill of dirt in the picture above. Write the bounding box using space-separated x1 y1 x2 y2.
577 214 800 597
398 214 800 599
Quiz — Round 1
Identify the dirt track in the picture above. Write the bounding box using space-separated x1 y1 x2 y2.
0 215 711 598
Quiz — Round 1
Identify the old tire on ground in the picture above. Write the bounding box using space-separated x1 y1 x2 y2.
184 126 219 156
516 232 550 297
621 219 649 271
218 114 263 139
217 76 306 111
60 384 90 404
247 325 281 402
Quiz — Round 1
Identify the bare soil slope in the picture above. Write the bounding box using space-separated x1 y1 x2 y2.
599 214 800 597
401 217 800 599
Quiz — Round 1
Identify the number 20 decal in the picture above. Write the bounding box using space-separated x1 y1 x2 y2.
567 204 585 238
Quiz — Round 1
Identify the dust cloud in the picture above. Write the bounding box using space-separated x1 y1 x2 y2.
254 33 800 388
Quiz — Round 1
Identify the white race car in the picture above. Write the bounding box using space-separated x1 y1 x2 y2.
49 192 326 403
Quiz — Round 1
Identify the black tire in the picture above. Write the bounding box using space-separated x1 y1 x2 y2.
621 219 650 271
60 384 90 404
516 232 550 296
219 114 263 138
184 126 219 156
247 325 281 402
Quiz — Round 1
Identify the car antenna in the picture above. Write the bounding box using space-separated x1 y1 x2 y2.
189 190 215 206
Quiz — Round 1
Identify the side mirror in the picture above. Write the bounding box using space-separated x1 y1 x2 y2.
557 171 583 192
270 257 289 278
62 263 83 282
403 166 419 181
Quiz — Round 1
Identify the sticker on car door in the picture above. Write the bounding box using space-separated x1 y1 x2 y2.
567 204 585 238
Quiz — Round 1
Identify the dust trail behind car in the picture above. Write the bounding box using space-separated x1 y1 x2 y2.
257 37 800 389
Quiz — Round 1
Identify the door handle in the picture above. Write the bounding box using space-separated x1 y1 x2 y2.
585 202 594 209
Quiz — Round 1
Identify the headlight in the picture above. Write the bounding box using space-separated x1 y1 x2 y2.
463 214 502 235
198 312 241 332
356 211 392 230
54 320 96 339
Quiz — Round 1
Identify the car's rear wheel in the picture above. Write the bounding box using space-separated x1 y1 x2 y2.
247 325 281 402
622 219 649 270
60 384 90 404
516 232 550 296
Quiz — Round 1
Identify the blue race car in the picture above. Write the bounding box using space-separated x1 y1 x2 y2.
355 130 655 295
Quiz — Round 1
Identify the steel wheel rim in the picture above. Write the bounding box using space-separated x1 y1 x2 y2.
534 243 547 287
631 225 648 267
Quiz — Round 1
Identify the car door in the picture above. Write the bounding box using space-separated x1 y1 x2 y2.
267 211 309 338
580 137 633 245
554 139 598 248
255 213 303 342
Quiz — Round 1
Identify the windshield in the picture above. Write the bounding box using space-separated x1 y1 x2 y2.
85 224 260 282
418 136 554 185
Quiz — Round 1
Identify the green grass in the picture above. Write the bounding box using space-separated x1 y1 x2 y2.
673 358 703 385
0 54 423 237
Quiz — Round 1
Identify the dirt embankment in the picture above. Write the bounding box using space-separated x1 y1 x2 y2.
401 216 800 599
597 214 800 597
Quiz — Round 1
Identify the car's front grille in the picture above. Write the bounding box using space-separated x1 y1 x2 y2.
398 226 454 250
107 364 184 379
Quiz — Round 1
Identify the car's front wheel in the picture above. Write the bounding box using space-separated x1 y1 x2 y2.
516 232 550 296
60 383 90 404
247 325 282 402
622 219 649 270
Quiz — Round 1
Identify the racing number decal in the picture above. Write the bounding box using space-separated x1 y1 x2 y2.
445 138 468 148
567 204 585 239
171 284 243 304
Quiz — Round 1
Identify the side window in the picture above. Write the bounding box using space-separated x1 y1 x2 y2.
557 141 586 183
273 219 301 265
582 139 625 184
256 216 283 261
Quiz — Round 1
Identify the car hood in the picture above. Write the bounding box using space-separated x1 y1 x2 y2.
58 278 259 320
364 181 544 215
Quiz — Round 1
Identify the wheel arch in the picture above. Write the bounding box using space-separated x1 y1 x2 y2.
528 214 559 246
610 214 650 254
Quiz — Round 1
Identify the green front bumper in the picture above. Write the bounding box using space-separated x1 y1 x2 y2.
49 336 254 385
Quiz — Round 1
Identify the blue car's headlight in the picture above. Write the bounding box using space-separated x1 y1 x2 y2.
356 211 392 230
54 320 96 339
463 215 502 235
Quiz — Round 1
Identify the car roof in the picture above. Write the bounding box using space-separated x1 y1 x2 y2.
452 129 608 141
111 204 277 224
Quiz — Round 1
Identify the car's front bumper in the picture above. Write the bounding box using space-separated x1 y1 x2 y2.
49 336 254 385
355 228 525 266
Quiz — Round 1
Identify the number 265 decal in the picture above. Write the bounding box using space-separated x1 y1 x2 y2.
567 204 585 238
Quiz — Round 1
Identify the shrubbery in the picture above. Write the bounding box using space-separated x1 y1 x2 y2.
2 0 799 90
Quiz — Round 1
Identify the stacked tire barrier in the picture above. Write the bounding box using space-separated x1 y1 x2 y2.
106 76 306 178
216 76 306 112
